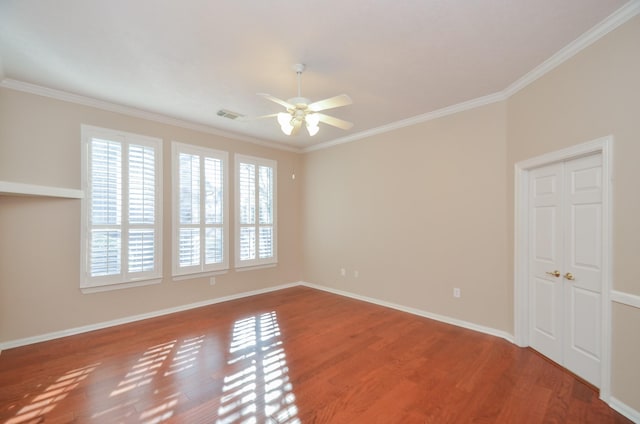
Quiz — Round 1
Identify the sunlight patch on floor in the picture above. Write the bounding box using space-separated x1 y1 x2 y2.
6 363 99 424
217 311 300 424
87 336 207 423
109 341 176 397
165 335 204 376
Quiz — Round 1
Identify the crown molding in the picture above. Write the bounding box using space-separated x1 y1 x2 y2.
504 0 640 96
306 0 639 153
0 79 302 153
303 91 507 153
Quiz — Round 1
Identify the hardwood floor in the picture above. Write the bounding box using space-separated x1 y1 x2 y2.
0 286 631 423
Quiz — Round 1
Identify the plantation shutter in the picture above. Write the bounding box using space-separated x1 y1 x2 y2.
173 143 228 277
204 156 224 265
89 138 122 277
258 165 273 259
127 144 156 274
82 126 162 290
236 155 277 268
239 162 256 261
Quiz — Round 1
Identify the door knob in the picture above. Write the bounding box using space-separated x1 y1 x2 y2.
564 272 575 281
545 270 561 278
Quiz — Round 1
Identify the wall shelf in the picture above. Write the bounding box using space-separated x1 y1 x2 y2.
0 181 84 199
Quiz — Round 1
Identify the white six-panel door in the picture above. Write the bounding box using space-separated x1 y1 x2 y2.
529 162 564 362
529 153 602 387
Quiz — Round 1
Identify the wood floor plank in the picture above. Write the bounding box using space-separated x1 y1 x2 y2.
0 286 632 423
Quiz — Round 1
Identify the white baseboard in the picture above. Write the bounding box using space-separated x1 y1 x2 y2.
0 281 300 351
0 280 513 352
300 281 514 343
610 397 640 423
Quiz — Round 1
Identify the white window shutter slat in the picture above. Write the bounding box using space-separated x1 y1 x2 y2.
129 145 156 224
90 230 121 277
239 227 256 261
90 139 121 226
172 142 228 276
239 163 256 225
179 227 200 267
128 229 155 272
179 153 200 225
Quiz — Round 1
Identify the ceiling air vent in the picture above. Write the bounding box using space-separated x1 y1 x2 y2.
217 109 244 120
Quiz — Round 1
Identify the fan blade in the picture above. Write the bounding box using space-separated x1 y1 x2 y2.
308 94 352 112
257 93 294 109
242 113 279 121
290 118 303 136
316 113 353 130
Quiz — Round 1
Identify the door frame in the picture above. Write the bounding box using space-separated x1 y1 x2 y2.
514 136 613 401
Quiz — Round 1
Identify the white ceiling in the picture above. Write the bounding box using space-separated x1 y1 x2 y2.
0 0 630 150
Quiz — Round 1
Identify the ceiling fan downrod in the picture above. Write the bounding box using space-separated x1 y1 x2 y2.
289 63 308 107
295 64 304 98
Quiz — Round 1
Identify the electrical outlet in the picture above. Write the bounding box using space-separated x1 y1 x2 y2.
453 288 461 298
210 277 216 286
340 268 346 277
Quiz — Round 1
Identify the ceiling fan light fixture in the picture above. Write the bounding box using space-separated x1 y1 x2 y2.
305 112 320 136
256 64 353 138
277 112 291 127
306 113 320 127
306 122 319 136
280 122 294 136
277 112 294 135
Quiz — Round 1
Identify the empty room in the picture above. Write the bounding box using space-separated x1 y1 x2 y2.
1 1 639 423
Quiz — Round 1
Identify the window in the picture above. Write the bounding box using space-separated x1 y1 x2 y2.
235 154 277 268
81 125 162 291
172 142 228 277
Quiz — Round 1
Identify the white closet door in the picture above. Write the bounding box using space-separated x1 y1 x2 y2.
528 153 602 387
562 153 602 386
529 163 564 363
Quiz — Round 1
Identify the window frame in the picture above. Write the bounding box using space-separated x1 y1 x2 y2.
80 125 163 292
234 154 278 269
172 142 229 279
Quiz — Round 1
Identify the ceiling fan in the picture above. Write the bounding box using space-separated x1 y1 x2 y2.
255 64 353 136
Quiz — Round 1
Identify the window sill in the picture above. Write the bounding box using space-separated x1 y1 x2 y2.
172 270 228 282
235 263 277 272
81 278 161 294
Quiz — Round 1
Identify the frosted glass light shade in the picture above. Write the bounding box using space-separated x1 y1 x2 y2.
277 112 291 126
277 112 294 135
306 113 320 126
306 123 319 136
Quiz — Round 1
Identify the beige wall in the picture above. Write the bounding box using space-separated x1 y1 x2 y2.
302 102 510 332
507 16 640 411
0 88 303 342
